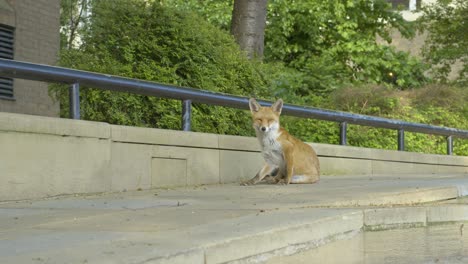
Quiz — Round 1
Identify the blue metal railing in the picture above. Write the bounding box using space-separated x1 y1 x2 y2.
1 58 467 154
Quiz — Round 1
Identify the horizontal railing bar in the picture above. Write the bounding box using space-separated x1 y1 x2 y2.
1 58 467 138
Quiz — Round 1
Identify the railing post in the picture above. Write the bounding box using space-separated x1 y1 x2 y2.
339 122 347 145
398 129 405 151
446 136 453 155
69 82 80 119
182 99 192 131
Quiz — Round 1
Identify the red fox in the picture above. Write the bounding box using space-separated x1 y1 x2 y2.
242 98 320 185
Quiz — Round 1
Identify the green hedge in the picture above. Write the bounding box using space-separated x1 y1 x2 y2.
53 1 467 155
53 1 270 136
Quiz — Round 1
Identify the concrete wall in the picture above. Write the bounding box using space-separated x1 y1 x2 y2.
1 112 467 201
0 0 60 117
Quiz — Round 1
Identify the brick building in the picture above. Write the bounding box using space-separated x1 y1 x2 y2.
0 0 60 117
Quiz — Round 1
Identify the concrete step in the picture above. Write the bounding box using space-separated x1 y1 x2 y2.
266 223 468 264
1 174 468 263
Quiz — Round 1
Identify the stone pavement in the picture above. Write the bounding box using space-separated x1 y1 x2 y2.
1 174 468 264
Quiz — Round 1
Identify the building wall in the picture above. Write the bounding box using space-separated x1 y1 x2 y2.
0 0 60 117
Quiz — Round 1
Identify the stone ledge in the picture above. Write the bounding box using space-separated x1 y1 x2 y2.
111 125 219 148
0 112 109 139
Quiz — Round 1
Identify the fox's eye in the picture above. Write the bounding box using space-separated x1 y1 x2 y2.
256 119 262 122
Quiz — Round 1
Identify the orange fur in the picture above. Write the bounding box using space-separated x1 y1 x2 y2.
242 98 320 185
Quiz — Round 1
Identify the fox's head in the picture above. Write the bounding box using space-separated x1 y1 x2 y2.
249 98 283 133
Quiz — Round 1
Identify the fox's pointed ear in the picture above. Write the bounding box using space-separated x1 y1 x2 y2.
249 98 261 113
272 99 283 114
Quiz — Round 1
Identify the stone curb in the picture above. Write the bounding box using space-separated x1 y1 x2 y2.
146 204 468 264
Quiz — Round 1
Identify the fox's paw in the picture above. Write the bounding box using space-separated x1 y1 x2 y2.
262 176 277 184
276 179 289 185
241 179 256 186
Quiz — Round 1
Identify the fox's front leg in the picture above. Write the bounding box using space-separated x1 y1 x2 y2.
241 163 275 186
277 147 294 185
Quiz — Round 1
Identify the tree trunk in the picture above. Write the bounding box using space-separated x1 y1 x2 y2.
230 0 268 59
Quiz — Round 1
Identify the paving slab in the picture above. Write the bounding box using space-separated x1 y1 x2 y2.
1 174 468 263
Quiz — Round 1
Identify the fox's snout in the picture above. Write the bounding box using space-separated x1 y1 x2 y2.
253 120 277 133
259 125 269 132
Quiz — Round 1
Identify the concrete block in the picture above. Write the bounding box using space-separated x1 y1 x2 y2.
427 205 468 223
370 148 414 162
111 125 218 148
372 160 414 174
319 157 372 175
219 150 263 183
372 160 449 175
152 145 220 187
152 158 188 188
218 134 260 151
412 163 440 174
437 153 468 173
438 154 468 167
437 165 468 174
0 132 111 201
411 152 439 165
150 250 204 264
312 143 373 160
364 207 427 230
361 187 459 206
110 142 152 192
0 112 109 138
204 210 363 263
371 149 468 174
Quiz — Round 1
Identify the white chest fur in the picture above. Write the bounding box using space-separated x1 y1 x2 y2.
258 130 284 167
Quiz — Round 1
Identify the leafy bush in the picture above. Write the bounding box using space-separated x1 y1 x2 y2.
53 0 270 135
327 85 468 155
409 84 468 115
270 84 467 156
331 85 402 116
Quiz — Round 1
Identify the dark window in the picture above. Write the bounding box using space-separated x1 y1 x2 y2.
0 24 14 99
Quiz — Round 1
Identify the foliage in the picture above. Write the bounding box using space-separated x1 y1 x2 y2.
53 0 270 135
55 0 467 156
329 85 468 155
409 84 468 115
260 82 468 156
265 0 428 90
418 0 468 85
163 0 427 91
265 0 412 60
159 0 233 31
60 0 89 49
332 85 402 115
